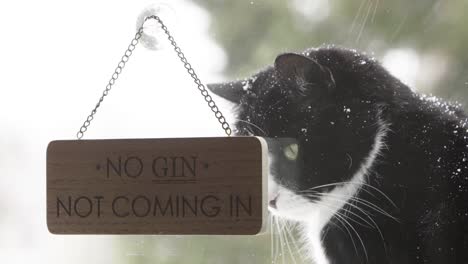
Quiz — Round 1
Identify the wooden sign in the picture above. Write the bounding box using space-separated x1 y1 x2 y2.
47 137 267 235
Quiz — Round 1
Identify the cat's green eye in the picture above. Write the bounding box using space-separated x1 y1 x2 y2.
283 143 299 161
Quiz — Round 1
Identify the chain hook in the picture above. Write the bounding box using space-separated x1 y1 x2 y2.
76 15 232 139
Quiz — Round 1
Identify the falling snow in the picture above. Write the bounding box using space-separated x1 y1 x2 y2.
241 80 250 91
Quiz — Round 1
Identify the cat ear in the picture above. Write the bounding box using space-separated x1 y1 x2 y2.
274 53 335 96
207 80 245 103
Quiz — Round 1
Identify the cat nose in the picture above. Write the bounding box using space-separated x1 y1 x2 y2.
269 195 279 209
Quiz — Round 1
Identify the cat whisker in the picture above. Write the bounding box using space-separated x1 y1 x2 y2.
307 193 375 229
360 213 388 257
314 202 361 260
314 198 370 261
273 216 282 264
294 189 390 256
235 120 256 136
349 0 368 35
333 209 369 261
357 0 373 43
330 191 391 216
351 199 389 257
371 0 380 23
271 215 277 263
275 216 286 264
288 195 372 262
299 182 382 204
330 200 376 230
269 215 274 262
301 189 398 222
301 181 398 209
277 218 287 264
352 197 397 222
346 153 353 169
326 216 347 235
271 216 278 263
318 192 389 255
330 192 397 222
284 221 305 258
279 218 298 264
235 119 268 136
245 125 255 135
264 97 287 116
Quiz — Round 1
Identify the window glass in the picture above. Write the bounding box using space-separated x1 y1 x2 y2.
0 0 466 264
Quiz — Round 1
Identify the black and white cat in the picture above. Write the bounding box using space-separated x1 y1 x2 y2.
207 46 468 264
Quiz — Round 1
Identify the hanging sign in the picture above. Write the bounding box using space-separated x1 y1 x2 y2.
47 137 268 235
47 15 276 235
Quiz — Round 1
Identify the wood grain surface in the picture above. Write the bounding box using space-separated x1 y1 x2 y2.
47 137 267 235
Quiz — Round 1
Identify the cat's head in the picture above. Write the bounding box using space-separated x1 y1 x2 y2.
208 47 394 222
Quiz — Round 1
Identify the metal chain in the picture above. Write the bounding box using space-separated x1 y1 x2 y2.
76 15 232 139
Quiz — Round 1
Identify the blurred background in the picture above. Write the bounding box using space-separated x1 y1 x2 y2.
0 0 467 263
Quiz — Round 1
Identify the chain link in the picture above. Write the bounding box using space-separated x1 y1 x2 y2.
76 15 232 139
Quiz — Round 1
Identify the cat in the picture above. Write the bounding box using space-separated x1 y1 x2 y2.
207 46 468 264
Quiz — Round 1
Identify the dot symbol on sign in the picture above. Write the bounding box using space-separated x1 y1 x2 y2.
96 164 101 170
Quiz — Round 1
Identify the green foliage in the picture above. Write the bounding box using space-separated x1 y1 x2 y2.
195 0 468 107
